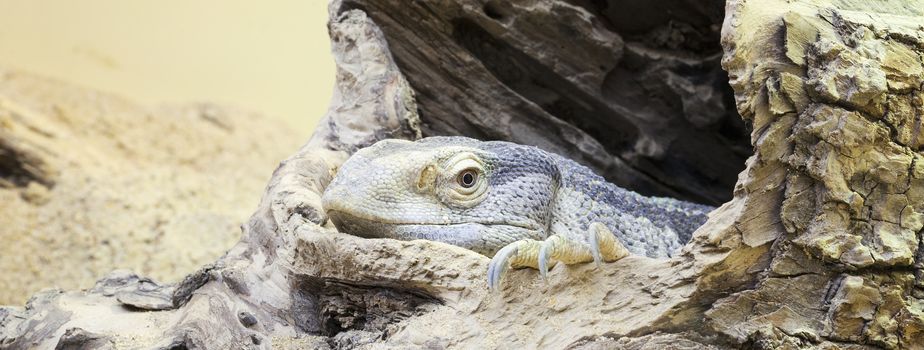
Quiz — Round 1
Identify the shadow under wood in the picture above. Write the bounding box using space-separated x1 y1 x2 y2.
292 276 442 347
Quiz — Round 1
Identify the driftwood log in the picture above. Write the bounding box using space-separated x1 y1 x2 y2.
2 0 924 349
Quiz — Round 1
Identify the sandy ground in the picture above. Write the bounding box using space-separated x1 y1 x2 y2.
0 1 331 305
0 68 305 305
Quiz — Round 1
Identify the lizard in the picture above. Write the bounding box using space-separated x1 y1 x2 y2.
321 136 714 289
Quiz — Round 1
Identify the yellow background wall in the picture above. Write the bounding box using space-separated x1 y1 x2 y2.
0 0 334 137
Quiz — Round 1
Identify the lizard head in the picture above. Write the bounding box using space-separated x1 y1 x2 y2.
321 136 560 255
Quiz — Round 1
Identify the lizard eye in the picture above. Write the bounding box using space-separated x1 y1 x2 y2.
439 152 488 208
457 169 478 188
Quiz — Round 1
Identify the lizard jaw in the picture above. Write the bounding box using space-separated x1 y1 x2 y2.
326 209 539 256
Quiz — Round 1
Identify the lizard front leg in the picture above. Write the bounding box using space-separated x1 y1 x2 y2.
487 222 630 289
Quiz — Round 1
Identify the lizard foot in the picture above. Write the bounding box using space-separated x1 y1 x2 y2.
487 222 629 290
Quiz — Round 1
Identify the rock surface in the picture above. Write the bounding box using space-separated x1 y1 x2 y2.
0 69 303 305
3 0 924 349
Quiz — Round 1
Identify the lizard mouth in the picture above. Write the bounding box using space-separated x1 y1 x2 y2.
325 209 407 239
325 209 535 255
326 209 535 234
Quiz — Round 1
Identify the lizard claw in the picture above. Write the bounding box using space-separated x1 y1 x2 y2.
588 222 605 268
486 225 629 290
538 241 551 280
592 222 630 264
537 235 565 280
487 239 542 290
487 243 519 290
588 233 603 268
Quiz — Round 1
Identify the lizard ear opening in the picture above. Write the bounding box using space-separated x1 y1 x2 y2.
416 164 437 193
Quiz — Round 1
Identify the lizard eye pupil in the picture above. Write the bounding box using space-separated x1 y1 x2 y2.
458 170 477 188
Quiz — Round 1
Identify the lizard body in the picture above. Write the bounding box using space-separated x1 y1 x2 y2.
322 137 713 287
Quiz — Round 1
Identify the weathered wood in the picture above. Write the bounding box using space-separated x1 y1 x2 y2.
334 0 750 205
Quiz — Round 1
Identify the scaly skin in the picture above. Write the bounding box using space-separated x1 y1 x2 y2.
322 137 713 288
